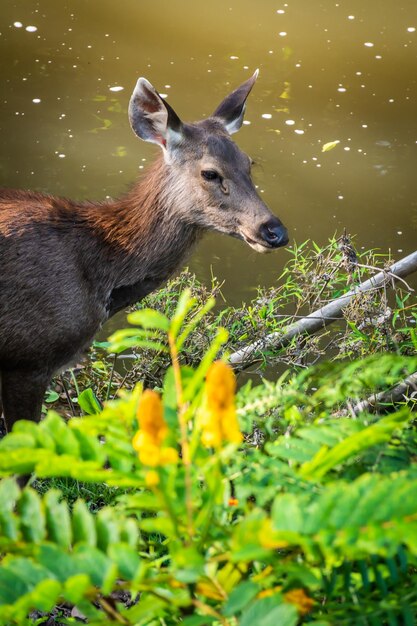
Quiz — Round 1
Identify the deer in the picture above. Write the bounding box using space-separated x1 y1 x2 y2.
0 70 288 433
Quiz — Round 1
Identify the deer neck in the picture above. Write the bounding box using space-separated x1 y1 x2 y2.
90 157 200 291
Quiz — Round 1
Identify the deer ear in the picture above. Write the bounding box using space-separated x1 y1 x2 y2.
212 69 259 135
128 77 183 149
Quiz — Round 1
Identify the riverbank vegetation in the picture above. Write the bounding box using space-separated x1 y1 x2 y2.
0 235 417 625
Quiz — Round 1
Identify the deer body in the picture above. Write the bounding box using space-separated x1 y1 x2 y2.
0 71 288 431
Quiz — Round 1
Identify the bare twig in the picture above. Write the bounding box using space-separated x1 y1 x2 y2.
347 371 417 415
229 250 417 366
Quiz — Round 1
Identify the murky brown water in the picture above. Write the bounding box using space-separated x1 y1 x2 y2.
1 0 417 311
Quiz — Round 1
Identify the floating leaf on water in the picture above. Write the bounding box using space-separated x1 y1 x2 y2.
282 45 293 60
112 146 127 158
280 81 291 100
322 140 340 152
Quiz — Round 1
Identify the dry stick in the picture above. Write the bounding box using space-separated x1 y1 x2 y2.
229 250 417 367
347 371 417 416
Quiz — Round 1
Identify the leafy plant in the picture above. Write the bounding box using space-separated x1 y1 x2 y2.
0 288 416 624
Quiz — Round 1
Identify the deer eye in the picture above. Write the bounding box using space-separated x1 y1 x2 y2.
201 169 221 182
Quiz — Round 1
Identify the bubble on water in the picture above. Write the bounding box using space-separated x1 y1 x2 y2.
294 129 304 134
407 27 416 33
58 154 66 158
362 124 368 128
285 119 295 125
25 25 37 32
397 230 403 235
348 15 355 20
279 31 287 37
230 55 239 60
32 98 41 103
243 120 251 125
13 21 23 28
109 86 124 92
262 113 272 119
159 94 168 99
277 9 285 13
364 42 374 47
338 195 344 199
338 87 347 92
344 147 351 151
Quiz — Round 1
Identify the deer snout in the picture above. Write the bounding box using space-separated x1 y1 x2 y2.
260 218 289 248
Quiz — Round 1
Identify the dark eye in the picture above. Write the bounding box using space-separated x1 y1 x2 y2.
201 169 220 182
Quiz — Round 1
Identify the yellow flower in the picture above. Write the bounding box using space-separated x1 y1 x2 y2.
133 390 178 467
200 361 243 448
284 588 315 615
145 470 160 487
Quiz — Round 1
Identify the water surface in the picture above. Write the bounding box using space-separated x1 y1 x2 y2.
1 0 417 307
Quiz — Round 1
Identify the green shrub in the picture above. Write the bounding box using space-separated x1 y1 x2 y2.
0 289 417 625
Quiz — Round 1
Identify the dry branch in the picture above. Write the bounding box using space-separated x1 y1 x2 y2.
347 371 417 416
229 250 417 366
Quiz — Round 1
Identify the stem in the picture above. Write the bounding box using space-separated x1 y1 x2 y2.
192 599 231 626
98 596 130 624
106 353 117 401
168 331 194 542
60 375 76 417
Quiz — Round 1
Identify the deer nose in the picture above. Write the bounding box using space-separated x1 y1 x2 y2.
260 219 289 248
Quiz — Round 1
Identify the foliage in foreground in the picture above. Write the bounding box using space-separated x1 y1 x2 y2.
0 291 417 625
47 235 417 418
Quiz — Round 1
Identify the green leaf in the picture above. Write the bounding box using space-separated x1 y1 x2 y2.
78 388 102 415
72 544 115 588
272 494 303 533
223 581 260 616
299 410 411 480
0 479 19 541
108 543 141 580
72 499 97 547
128 308 170 331
44 490 72 548
17 489 46 542
0 566 31 604
176 296 216 350
170 289 196 338
182 617 216 626
44 390 60 403
240 597 298 626
120 518 140 548
171 545 205 583
41 411 81 456
71 427 105 463
63 573 91 604
96 508 121 552
37 544 77 582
